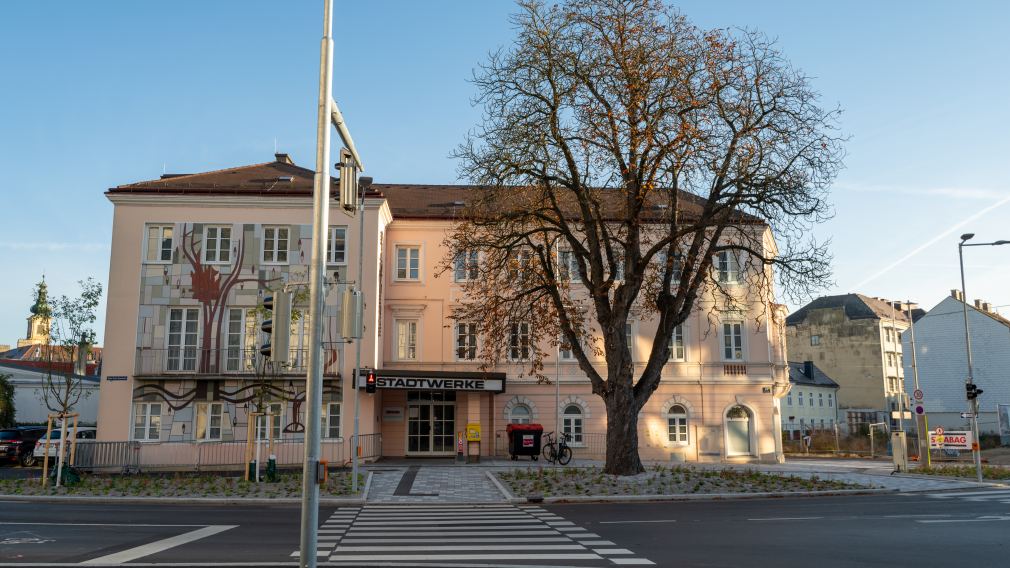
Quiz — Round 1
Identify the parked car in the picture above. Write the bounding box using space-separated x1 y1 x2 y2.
0 426 49 467
32 427 97 461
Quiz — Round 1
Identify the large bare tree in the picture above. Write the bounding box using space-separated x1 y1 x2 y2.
444 0 843 475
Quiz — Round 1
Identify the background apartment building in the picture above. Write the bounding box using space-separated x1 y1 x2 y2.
902 291 1010 434
786 294 922 434
782 361 839 439
98 153 792 464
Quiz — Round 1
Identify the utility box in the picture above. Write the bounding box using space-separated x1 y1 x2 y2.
891 431 909 472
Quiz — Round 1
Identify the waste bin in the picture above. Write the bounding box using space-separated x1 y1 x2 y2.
506 423 543 461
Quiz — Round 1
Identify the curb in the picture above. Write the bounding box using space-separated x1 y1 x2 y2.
533 487 897 504
485 470 522 504
361 471 373 501
0 494 367 505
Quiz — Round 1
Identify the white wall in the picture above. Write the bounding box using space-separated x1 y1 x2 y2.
1 365 100 424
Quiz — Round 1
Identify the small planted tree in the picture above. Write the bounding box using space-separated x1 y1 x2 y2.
39 277 102 484
445 0 841 475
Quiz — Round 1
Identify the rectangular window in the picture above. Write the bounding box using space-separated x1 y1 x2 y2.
262 226 289 264
722 321 744 361
669 325 685 361
396 320 418 360
327 226 347 265
146 225 174 262
195 402 223 441
668 415 688 443
810 335 821 346
167 308 199 371
828 393 833 407
225 308 248 372
324 402 341 439
656 251 683 286
203 226 232 263
558 249 580 283
133 402 161 441
560 334 582 360
787 393 793 406
509 249 532 281
625 323 634 359
455 323 478 360
716 251 740 283
255 402 283 440
395 245 420 280
508 322 530 361
818 393 824 407
798 391 804 406
453 250 479 282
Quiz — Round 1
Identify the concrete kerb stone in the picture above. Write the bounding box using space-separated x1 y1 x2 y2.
538 487 899 504
0 494 367 506
484 469 522 503
361 470 373 500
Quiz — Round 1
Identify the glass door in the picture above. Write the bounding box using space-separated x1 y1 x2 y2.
406 391 456 455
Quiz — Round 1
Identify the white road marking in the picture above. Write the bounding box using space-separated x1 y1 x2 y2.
578 540 616 546
593 548 634 555
335 544 588 552
928 490 1010 498
323 553 604 561
81 524 237 565
611 558 657 565
339 537 573 544
918 516 1010 523
599 519 677 524
345 530 560 537
884 514 952 519
747 517 823 521
352 519 541 526
0 522 204 527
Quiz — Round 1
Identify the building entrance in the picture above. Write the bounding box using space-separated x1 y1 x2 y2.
406 390 456 455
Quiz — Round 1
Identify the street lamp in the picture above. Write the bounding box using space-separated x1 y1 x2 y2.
957 233 1009 483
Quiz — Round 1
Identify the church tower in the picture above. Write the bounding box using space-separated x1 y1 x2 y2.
17 277 51 348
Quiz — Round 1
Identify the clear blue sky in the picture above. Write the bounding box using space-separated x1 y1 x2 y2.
1 1 1008 346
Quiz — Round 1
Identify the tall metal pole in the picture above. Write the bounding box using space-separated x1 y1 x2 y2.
957 240 984 483
300 0 334 565
352 180 365 492
906 300 928 467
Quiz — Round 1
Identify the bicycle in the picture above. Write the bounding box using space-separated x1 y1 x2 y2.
541 431 573 465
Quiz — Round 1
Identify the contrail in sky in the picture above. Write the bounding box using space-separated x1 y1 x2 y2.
851 194 1010 290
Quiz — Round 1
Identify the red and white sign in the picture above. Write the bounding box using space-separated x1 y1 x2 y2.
913 389 924 401
522 434 535 448
929 429 972 450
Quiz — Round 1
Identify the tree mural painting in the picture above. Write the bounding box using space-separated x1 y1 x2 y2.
178 224 275 373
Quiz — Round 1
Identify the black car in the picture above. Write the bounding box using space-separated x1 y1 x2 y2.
0 426 48 467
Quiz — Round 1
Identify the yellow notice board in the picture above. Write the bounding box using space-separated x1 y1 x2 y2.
466 422 481 442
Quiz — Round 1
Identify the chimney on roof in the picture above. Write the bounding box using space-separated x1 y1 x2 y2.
274 153 294 165
803 361 814 379
974 299 983 310
951 289 964 302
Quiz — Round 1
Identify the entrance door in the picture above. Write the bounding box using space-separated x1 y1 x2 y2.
406 390 456 455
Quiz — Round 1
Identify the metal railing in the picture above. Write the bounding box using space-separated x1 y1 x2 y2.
134 347 341 376
67 437 379 473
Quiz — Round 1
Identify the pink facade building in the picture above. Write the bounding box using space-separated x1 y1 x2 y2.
97 153 790 464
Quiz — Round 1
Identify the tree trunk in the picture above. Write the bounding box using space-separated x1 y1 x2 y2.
603 383 644 475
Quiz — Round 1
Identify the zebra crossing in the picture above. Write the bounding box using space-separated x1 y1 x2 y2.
926 489 1010 503
292 503 654 566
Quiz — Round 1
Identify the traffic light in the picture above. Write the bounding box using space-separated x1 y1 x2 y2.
364 369 376 394
966 383 983 400
260 291 291 363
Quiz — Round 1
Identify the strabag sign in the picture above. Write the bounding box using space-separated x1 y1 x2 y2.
928 427 973 450
357 374 504 392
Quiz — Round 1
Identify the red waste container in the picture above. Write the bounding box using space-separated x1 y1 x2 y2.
506 423 543 461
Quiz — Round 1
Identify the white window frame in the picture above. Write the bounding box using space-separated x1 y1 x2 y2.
509 248 533 281
798 391 804 406
828 393 834 407
395 319 419 361
562 404 584 446
224 307 251 372
145 224 174 263
195 402 224 441
261 225 289 264
508 404 532 424
166 308 200 372
667 404 689 444
133 402 162 441
625 322 634 360
324 402 342 439
455 322 478 361
716 251 741 284
669 325 685 361
202 225 232 264
394 245 421 281
255 402 284 441
810 334 821 346
558 249 581 283
453 250 479 282
327 226 347 265
560 335 583 361
508 322 531 361
721 320 745 361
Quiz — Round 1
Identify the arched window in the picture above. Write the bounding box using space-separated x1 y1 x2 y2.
726 405 753 455
667 404 688 443
562 404 583 444
509 404 532 424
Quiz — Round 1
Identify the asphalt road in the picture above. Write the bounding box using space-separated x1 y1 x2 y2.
1 489 1009 567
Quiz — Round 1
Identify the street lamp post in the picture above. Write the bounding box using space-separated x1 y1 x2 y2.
957 233 1010 483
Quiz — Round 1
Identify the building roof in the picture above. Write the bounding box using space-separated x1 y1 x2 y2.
786 293 915 326
787 361 839 388
108 154 757 224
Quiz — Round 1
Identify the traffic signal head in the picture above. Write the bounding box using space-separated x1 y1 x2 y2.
259 292 291 362
365 370 376 394
966 383 983 400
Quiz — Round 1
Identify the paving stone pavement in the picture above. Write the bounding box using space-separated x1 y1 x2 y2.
366 465 506 503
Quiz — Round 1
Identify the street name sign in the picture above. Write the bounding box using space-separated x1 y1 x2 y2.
961 412 976 419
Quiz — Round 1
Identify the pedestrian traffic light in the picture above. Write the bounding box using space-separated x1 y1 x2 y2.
365 369 376 394
260 291 291 363
966 383 983 400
